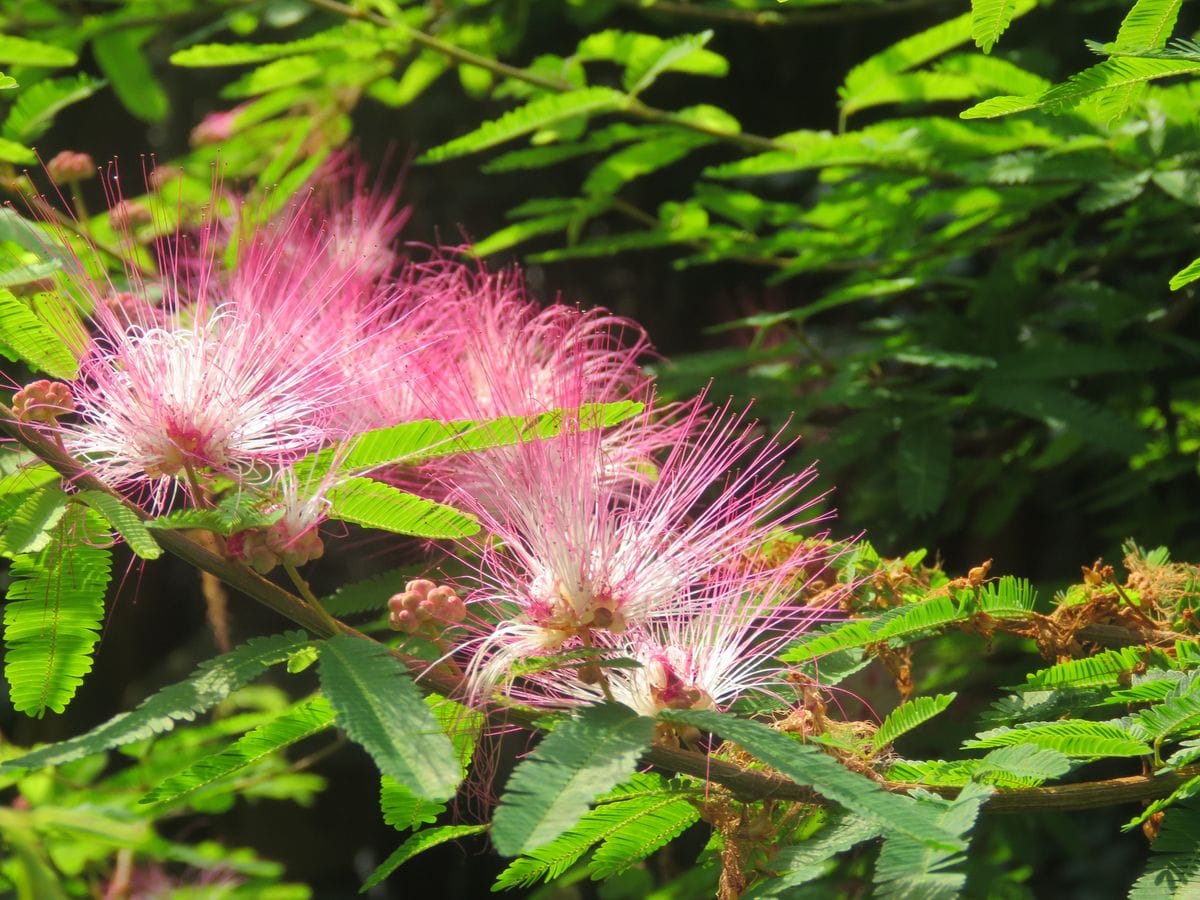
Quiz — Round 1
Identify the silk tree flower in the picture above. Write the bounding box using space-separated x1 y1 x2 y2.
541 543 843 724
453 398 830 701
48 192 416 510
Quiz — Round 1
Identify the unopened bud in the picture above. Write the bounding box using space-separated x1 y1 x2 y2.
12 380 75 424
46 150 96 183
227 530 280 574
405 579 436 600
190 109 238 146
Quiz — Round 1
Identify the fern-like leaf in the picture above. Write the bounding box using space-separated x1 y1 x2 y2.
76 490 161 560
317 635 460 801
1170 255 1200 290
962 58 1200 119
362 824 488 891
0 289 78 379
1130 689 1200 743
587 794 700 878
749 812 882 896
623 30 725 95
491 704 654 856
139 695 335 807
0 35 77 67
1 74 104 143
661 709 958 849
170 28 362 66
420 88 626 163
326 477 478 539
3 506 112 716
872 694 957 752
0 630 308 771
971 0 1019 53
873 782 991 899
0 485 69 557
965 720 1151 757
1023 646 1147 689
321 568 416 617
1129 803 1200 897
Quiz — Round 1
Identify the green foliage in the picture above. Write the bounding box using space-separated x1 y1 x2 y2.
660 708 959 849
970 0 1019 54
872 782 991 898
316 635 461 802
494 773 699 889
0 631 308 771
0 289 78 379
1129 803 1200 898
92 29 168 122
139 696 335 808
0 34 76 67
965 720 1152 757
3 506 112 716
491 704 655 856
76 490 162 560
2 74 103 143
364 824 489 890
326 477 479 539
871 694 957 751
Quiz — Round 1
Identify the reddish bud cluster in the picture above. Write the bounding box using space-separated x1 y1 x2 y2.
46 150 96 183
12 380 76 424
388 579 466 634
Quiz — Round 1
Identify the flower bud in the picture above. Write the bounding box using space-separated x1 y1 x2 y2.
12 380 75 424
46 150 96 183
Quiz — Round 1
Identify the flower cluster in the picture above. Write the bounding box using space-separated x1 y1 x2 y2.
19 161 847 729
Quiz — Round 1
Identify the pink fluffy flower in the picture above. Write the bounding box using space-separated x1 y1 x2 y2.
543 543 842 720
50 188 417 509
453 397 830 700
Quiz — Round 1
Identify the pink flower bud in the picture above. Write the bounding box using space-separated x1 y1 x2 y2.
46 150 96 183
12 380 75 424
404 579 436 600
109 199 152 229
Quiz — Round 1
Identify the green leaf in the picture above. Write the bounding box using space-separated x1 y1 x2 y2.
964 720 1151 757
362 825 488 891
0 73 15 90
144 493 280 535
1129 803 1200 898
0 135 33 164
1131 689 1200 743
1170 256 1200 290
587 793 700 879
223 54 323 98
419 88 626 163
380 775 444 833
974 744 1072 784
0 34 77 67
2 74 104 143
896 422 951 519
1114 0 1184 50
660 709 959 849
76 490 162 560
3 506 112 716
326 477 479 539
0 485 69 557
298 402 643 476
0 259 61 288
317 635 460 801
170 28 360 67
92 29 167 123
583 133 710 197
623 30 725 95
961 58 1200 119
872 694 957 752
971 0 1019 53
0 289 78 379
1024 647 1147 689
873 782 991 899
140 696 335 807
0 631 308 771
751 812 883 896
978 379 1146 455
491 704 654 856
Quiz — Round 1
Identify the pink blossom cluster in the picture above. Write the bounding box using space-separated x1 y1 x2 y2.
18 161 846 724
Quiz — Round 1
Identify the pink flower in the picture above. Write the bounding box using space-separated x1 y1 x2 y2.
453 397 831 701
51 189 418 509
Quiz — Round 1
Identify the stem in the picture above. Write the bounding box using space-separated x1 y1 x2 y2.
284 561 343 636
